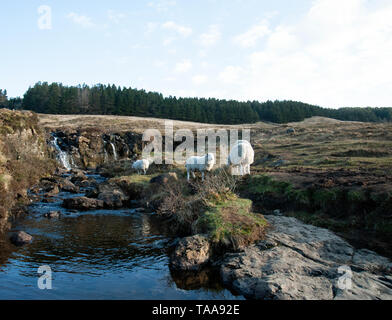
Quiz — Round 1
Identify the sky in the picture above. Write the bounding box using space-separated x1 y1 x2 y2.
1 0 391 108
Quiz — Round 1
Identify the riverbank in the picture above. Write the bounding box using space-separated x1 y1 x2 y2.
0 109 55 231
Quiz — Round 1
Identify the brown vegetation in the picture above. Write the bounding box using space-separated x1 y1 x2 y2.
0 109 55 231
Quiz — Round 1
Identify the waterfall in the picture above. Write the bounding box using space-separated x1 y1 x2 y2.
51 135 72 170
110 142 118 161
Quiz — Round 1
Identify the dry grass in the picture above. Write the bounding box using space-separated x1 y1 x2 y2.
38 113 276 134
0 109 56 231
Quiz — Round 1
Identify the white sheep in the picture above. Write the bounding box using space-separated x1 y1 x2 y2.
185 153 215 181
227 140 254 175
132 158 153 175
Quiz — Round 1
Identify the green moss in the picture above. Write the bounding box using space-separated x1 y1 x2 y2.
194 194 268 249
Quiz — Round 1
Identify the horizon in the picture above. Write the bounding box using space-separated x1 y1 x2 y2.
1 0 392 109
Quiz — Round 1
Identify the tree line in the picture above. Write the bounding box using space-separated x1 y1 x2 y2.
2 82 392 124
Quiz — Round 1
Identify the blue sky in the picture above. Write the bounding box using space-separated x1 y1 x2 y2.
1 0 391 108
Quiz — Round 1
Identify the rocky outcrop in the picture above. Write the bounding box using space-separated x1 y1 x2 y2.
0 109 55 231
50 130 143 170
220 215 392 300
171 235 211 271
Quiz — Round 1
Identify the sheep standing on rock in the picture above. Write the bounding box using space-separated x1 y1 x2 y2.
227 140 254 175
185 153 215 181
132 158 153 175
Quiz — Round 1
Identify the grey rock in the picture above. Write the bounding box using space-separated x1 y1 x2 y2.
220 215 392 300
170 234 211 271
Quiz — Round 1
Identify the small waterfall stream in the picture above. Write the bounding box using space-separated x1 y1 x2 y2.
51 135 72 170
110 142 118 161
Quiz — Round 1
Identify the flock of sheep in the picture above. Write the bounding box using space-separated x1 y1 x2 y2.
132 140 255 181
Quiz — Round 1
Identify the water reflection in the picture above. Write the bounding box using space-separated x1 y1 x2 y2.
0 184 243 300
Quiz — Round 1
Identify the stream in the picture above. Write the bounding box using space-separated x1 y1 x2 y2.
0 173 243 300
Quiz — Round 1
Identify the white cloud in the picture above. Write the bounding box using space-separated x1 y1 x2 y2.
192 74 208 85
199 25 221 47
218 66 244 84
66 12 95 28
162 21 192 37
175 59 192 73
233 20 270 47
225 0 392 107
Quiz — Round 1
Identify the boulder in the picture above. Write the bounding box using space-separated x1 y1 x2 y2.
62 197 104 211
170 235 211 271
98 190 128 208
10 231 33 246
220 215 392 300
70 170 88 183
59 178 80 193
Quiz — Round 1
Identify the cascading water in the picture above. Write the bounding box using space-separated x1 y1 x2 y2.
51 135 72 170
110 142 118 161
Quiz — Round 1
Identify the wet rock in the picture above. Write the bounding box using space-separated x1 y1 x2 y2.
88 182 130 208
98 190 128 208
171 235 211 271
76 180 92 188
62 197 104 211
46 185 59 196
44 211 61 219
220 215 392 300
150 172 178 185
10 231 33 246
70 170 88 183
59 178 80 193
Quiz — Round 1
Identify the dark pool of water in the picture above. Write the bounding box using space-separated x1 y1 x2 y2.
0 175 243 300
